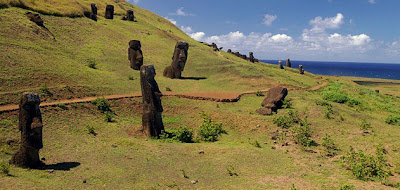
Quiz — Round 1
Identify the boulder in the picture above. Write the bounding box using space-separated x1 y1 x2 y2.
256 87 288 115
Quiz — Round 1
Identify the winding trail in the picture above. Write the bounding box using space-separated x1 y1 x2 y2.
0 80 329 113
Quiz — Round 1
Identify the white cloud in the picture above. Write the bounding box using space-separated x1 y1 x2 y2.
181 26 194 33
262 14 277 26
164 17 177 25
190 32 206 41
309 13 344 31
170 7 194 16
369 0 376 4
129 0 139 4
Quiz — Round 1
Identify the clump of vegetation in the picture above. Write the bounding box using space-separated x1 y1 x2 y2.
359 119 372 132
339 184 355 190
282 99 292 109
166 87 172 92
104 111 115 122
128 76 134 80
1 144 12 155
324 105 334 119
322 134 338 156
273 110 300 129
226 165 238 176
86 125 96 136
57 103 68 110
292 120 316 147
91 98 111 113
290 184 298 190
250 140 262 148
180 169 189 179
160 126 194 143
342 145 390 181
321 91 349 103
88 59 97 69
0 161 10 176
385 114 400 126
64 85 73 93
39 83 53 97
197 112 226 142
255 91 264 97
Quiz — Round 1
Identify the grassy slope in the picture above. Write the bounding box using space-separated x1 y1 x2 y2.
0 1 400 189
0 1 318 105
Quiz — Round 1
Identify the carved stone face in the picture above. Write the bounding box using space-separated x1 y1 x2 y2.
172 41 189 71
20 93 43 149
129 40 143 70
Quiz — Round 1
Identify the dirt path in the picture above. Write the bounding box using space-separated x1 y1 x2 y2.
311 81 328 91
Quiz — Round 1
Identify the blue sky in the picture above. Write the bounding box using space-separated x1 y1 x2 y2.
129 0 400 63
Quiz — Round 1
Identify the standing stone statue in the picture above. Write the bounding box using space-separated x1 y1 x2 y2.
249 52 255 63
127 10 134 21
140 65 164 138
227 49 232 53
286 58 292 68
128 40 143 70
10 93 44 168
278 61 284 69
299 65 304 74
163 41 189 79
105 5 114 19
90 3 97 21
211 43 219 51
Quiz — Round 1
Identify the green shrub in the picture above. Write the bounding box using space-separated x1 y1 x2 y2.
160 126 194 143
198 112 226 142
385 115 400 126
86 125 96 136
321 91 349 103
290 184 297 190
104 111 115 122
282 99 292 109
359 119 372 131
91 98 111 112
324 106 334 119
347 98 362 107
0 161 10 176
128 76 134 80
39 83 53 97
255 91 264 97
250 140 262 148
315 100 331 107
322 134 337 156
273 110 300 129
57 103 68 110
88 59 97 69
226 165 238 176
342 145 390 181
292 121 316 147
339 184 355 190
166 87 172 92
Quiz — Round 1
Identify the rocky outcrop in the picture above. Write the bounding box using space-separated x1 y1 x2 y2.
256 87 288 115
10 93 44 168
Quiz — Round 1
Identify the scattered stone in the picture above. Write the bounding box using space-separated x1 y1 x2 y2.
163 41 189 79
191 180 198 184
111 144 117 148
278 61 284 69
105 5 114 19
48 169 54 173
256 124 261 128
256 87 288 115
83 179 87 183
299 65 304 74
375 89 380 93
10 93 44 168
198 150 204 154
141 65 164 138
286 58 292 68
128 40 143 70
249 52 255 63
127 10 134 21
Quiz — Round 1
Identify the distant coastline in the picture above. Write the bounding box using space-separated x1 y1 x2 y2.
261 60 400 80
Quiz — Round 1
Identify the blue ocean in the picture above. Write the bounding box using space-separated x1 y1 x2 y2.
261 60 400 80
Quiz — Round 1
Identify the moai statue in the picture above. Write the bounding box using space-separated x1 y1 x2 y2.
241 54 247 60
26 12 44 27
234 52 241 57
105 5 114 19
278 61 284 69
163 41 189 79
128 40 143 70
299 65 305 74
227 49 232 53
127 10 134 21
10 93 44 168
249 52 255 63
256 87 288 115
90 3 97 21
211 43 219 51
286 58 292 68
140 65 164 138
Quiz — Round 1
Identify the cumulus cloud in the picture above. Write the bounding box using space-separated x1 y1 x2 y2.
262 14 277 26
309 13 344 31
170 7 194 16
164 17 177 25
190 32 206 41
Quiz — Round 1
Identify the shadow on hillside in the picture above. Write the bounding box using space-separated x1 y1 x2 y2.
41 162 81 171
180 77 207 80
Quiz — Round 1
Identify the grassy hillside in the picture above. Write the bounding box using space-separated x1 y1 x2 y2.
1 1 400 189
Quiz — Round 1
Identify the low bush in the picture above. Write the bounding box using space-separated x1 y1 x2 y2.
385 115 400 126
197 112 226 142
321 91 349 103
342 145 390 181
160 126 194 143
324 105 334 119
273 110 300 129
39 83 53 97
104 111 115 122
255 91 264 97
282 99 292 109
91 98 111 113
322 133 337 156
86 125 96 136
359 119 372 132
88 59 97 69
292 120 316 147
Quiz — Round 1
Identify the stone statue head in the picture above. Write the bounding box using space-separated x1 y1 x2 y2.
91 3 97 15
19 93 43 149
129 40 143 70
171 41 189 71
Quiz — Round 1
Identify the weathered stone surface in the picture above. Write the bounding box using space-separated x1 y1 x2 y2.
299 65 304 74
105 5 114 19
256 87 288 115
249 52 255 63
163 41 189 79
128 40 143 70
278 61 284 69
26 12 44 27
10 93 43 168
286 58 291 68
140 65 164 138
211 43 219 51
90 3 97 21
227 49 232 53
127 10 134 21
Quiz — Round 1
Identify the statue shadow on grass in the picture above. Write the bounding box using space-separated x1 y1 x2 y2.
179 77 207 80
40 162 81 171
